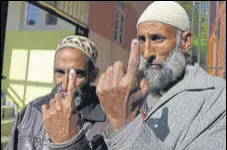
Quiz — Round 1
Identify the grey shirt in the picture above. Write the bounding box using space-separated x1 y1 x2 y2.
104 64 226 150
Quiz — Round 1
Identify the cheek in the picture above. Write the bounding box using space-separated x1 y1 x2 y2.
156 42 176 58
76 78 87 89
140 43 145 53
55 77 62 86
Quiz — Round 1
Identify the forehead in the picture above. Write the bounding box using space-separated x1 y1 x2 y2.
55 47 88 69
137 21 177 37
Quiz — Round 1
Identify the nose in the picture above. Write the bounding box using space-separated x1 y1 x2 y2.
62 72 69 92
143 39 156 60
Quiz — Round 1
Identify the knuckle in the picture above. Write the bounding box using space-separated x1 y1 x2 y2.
107 66 113 72
115 61 124 67
56 105 62 111
55 93 61 98
50 98 55 104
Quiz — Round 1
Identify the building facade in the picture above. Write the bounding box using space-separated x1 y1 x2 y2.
208 1 226 79
2 1 137 110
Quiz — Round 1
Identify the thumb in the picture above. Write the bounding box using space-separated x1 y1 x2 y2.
139 78 149 97
127 78 149 112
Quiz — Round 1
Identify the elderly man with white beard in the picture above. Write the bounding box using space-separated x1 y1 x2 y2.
29 1 225 150
96 1 226 150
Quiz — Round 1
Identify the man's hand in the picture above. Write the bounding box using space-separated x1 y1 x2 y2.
96 39 149 131
42 69 81 143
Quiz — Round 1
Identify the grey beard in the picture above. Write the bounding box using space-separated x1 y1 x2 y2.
139 46 187 93
73 90 84 108
57 85 84 108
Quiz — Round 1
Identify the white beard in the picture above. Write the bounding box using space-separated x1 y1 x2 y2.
139 45 188 93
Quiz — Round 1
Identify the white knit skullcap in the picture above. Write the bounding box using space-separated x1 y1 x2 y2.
56 35 98 66
137 1 190 31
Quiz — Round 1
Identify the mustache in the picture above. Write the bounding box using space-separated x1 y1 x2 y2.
145 58 165 69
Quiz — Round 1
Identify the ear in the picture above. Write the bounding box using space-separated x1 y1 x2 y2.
180 31 193 54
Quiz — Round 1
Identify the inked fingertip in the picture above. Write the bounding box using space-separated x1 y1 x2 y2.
69 69 75 78
132 39 139 45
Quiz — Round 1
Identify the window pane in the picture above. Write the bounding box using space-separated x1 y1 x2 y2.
120 24 124 33
115 20 118 30
118 1 125 10
116 10 119 19
27 4 39 25
120 35 123 44
25 86 52 104
27 13 38 25
9 49 28 80
27 50 55 83
121 14 124 23
114 30 117 41
28 4 39 12
45 13 57 25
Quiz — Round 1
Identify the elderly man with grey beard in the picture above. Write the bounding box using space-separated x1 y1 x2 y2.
96 1 226 150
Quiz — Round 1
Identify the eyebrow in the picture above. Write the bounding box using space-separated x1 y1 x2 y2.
54 69 65 74
138 34 166 40
54 68 86 76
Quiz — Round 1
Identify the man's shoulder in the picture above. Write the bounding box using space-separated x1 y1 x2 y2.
183 64 226 90
27 87 56 112
208 74 226 89
31 93 53 111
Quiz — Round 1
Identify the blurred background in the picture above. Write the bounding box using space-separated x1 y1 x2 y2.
1 1 226 148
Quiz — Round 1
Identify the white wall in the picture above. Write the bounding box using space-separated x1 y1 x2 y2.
6 1 23 30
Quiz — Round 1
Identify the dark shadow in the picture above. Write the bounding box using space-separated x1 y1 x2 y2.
146 107 170 142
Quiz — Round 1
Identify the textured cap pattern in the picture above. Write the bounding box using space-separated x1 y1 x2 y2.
56 35 98 65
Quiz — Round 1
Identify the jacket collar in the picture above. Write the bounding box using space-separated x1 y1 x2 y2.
144 64 215 121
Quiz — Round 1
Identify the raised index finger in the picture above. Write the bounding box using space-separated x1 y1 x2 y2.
125 39 140 81
67 69 76 103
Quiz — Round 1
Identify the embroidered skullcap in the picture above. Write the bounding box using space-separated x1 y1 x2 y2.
137 1 190 31
56 35 98 65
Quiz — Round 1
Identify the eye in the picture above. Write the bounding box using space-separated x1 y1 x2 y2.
74 69 86 78
138 36 146 43
54 69 65 77
150 35 165 43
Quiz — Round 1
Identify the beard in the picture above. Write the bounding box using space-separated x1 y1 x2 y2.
56 84 85 108
139 45 188 93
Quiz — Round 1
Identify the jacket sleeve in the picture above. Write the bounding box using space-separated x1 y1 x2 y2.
103 87 226 150
103 115 171 150
182 87 226 150
5 106 28 150
185 113 226 150
49 129 90 150
49 122 91 150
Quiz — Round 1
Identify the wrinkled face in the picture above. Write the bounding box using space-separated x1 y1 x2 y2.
138 22 188 92
138 22 178 62
54 47 89 93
